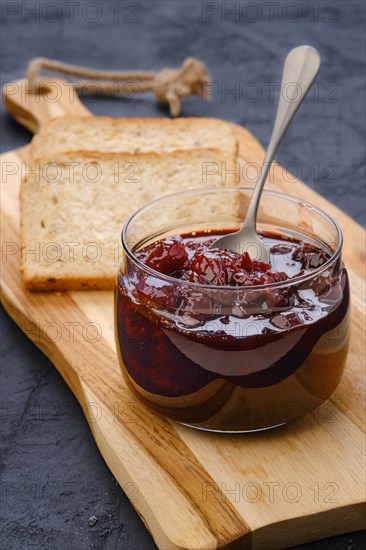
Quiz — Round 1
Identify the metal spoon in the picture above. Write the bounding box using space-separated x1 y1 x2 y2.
209 45 321 263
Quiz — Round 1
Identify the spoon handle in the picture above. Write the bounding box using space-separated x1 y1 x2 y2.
242 45 321 229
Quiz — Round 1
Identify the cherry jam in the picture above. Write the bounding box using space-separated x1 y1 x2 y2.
116 230 350 431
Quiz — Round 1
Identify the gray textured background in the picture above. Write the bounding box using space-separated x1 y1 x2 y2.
1 1 365 549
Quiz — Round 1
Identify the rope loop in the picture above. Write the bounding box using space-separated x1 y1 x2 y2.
27 57 211 116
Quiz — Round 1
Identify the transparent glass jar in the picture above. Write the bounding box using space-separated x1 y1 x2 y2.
115 188 350 432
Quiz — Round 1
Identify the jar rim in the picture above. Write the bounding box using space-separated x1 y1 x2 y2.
121 187 343 291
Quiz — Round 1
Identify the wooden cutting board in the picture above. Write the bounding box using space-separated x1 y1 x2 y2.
1 79 365 550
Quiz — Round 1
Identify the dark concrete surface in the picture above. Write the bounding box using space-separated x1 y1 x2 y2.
1 1 365 549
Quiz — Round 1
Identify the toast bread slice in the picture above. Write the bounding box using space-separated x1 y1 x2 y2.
31 116 238 159
20 149 239 290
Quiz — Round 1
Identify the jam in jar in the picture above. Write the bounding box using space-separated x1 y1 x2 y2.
115 188 350 432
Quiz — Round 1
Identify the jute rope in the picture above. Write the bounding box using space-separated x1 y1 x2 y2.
27 57 211 116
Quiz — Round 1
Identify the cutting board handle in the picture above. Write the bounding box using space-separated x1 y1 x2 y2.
2 78 90 134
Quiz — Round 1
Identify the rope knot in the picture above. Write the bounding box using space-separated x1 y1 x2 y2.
154 57 211 116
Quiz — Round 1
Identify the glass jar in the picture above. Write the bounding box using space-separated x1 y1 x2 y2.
115 188 350 432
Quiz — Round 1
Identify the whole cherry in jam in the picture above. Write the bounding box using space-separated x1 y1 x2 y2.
145 237 189 274
190 249 235 285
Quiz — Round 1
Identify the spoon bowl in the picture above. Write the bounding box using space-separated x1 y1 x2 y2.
208 225 270 263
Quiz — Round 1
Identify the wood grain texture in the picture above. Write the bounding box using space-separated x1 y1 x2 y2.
1 80 365 550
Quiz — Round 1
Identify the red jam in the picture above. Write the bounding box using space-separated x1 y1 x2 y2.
116 230 350 431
